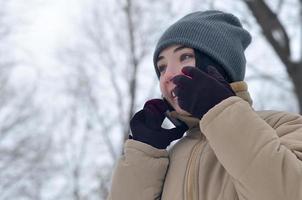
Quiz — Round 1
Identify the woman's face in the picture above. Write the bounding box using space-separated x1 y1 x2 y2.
156 44 195 115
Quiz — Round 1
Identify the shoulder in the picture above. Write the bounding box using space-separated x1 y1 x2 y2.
256 110 302 128
256 110 302 141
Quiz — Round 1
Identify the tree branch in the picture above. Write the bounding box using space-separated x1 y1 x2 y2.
244 0 291 68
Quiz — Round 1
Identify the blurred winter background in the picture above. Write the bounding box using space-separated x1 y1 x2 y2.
0 0 301 199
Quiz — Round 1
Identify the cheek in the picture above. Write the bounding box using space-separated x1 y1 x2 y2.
181 60 196 69
159 79 167 96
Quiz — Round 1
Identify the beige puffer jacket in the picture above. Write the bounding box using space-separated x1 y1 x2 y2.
107 81 302 200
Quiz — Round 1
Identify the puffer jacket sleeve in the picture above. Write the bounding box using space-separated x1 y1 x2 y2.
107 139 169 200
200 96 302 200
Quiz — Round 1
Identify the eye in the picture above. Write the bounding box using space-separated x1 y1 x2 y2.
180 53 194 62
157 64 167 74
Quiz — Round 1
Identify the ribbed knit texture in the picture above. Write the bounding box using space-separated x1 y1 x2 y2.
153 10 252 82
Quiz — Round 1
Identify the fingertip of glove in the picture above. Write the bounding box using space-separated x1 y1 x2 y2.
181 66 195 77
144 99 168 115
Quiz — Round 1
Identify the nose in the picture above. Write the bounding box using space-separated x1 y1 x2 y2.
162 64 181 84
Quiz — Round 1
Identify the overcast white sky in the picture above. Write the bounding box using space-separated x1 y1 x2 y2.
15 0 82 67
6 0 84 100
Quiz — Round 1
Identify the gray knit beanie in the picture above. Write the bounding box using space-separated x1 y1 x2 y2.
153 10 252 82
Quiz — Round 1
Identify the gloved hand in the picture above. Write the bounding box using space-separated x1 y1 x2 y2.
172 66 235 119
130 99 188 149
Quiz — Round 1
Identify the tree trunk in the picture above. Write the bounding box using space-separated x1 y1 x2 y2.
289 63 302 113
124 0 139 142
244 0 302 114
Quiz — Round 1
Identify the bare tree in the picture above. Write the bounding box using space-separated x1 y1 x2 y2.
79 0 176 143
53 0 180 199
0 1 55 199
243 0 302 113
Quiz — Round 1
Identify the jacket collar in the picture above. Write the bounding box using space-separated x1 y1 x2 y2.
168 81 253 134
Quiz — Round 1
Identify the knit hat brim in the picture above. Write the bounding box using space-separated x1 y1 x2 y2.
153 10 252 82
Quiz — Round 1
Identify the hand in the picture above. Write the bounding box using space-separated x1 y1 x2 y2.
130 99 188 149
172 66 235 119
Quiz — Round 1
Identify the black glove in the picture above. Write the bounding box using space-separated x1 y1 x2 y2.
130 99 188 149
172 66 235 119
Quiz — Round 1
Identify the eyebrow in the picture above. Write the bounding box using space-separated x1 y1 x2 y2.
173 45 187 53
156 45 188 64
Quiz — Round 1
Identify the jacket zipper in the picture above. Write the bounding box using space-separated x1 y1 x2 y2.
184 138 205 200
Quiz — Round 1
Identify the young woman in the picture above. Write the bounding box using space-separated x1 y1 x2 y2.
107 10 302 200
